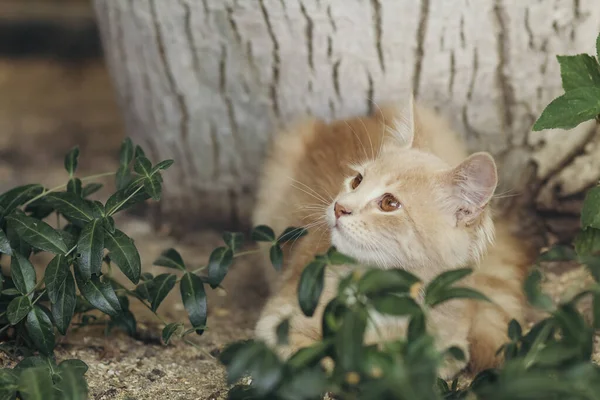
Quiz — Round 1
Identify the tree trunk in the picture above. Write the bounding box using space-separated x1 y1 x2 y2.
92 0 600 239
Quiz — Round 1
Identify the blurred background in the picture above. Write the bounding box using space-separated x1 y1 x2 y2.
0 0 122 194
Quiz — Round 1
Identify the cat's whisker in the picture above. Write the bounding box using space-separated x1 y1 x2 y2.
357 116 376 161
343 120 370 163
288 177 330 205
367 98 387 159
290 183 329 206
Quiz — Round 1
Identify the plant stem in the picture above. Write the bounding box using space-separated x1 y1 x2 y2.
183 338 215 359
32 290 46 305
23 171 115 207
188 249 261 275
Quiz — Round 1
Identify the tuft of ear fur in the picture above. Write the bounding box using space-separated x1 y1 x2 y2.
449 152 498 224
387 94 416 149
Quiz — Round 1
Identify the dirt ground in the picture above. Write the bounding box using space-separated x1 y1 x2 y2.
0 58 597 400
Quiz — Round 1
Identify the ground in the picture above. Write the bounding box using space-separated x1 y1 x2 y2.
0 58 597 399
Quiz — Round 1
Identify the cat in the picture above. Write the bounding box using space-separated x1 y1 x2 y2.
251 96 536 378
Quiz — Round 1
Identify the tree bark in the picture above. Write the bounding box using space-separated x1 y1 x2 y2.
93 0 600 238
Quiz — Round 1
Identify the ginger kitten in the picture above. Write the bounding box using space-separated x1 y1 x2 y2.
252 98 535 377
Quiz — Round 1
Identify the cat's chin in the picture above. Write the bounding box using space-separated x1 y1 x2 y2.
330 228 370 265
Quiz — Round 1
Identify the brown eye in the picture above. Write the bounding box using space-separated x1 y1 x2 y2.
379 194 401 212
350 173 363 189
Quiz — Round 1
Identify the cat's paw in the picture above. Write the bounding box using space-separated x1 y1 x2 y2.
438 345 470 380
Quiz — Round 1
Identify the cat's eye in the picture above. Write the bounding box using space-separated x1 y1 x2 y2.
379 194 401 212
350 173 363 189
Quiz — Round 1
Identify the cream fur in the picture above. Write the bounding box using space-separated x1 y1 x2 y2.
252 99 535 378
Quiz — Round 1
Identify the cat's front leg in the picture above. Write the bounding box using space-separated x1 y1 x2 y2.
254 298 323 359
429 302 471 379
364 305 470 380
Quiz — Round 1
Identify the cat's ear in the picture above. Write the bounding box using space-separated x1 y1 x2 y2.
388 94 416 149
448 152 498 224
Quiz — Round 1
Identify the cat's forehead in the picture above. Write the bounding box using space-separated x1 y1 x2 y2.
354 149 449 180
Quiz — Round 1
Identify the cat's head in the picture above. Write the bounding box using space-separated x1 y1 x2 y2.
326 97 497 275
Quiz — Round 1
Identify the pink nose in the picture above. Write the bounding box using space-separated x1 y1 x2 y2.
334 202 351 219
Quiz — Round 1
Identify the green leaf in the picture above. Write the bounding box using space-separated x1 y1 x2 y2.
153 159 174 171
7 295 32 325
105 229 141 284
162 322 184 345
426 287 491 307
287 340 332 370
119 137 134 165
327 247 357 265
575 228 600 257
134 145 146 159
44 254 71 303
58 359 88 376
537 245 577 262
277 227 308 243
524 269 554 311
207 247 233 289
44 192 94 223
25 306 55 356
105 185 150 215
446 346 466 362
14 355 51 370
134 279 154 301
18 367 53 400
110 309 137 337
50 266 76 335
76 220 104 279
180 272 207 334
557 54 600 91
2 288 20 296
508 319 522 341
149 273 177 312
67 178 83 197
115 165 131 191
7 221 32 257
424 268 472 305
0 184 44 216
297 261 326 317
534 342 583 367
75 272 121 316
223 232 244 253
56 362 88 400
134 156 153 175
336 307 367 371
582 186 600 229
597 32 600 62
276 319 289 346
143 174 162 201
592 293 600 331
371 295 421 316
358 269 420 296
0 228 12 255
11 252 36 295
153 248 186 271
269 244 283 271
64 146 80 176
251 225 275 242
407 311 426 342
24 199 55 220
82 183 103 198
0 368 19 398
532 87 600 131
6 213 68 254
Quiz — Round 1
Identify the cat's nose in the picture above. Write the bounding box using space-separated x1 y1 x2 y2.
334 202 352 219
